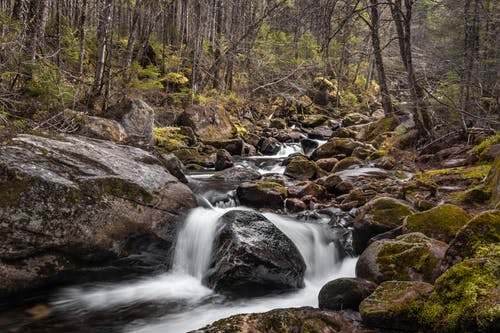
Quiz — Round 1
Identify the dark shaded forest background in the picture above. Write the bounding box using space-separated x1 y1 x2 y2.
0 0 498 144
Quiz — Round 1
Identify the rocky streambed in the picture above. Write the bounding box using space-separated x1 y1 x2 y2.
1 99 499 333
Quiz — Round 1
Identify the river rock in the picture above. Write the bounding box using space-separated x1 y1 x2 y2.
203 139 244 156
360 281 434 331
285 198 308 213
352 197 414 254
311 138 366 160
487 158 500 205
318 278 377 311
106 98 155 146
284 156 318 180
308 126 334 140
236 181 287 209
417 257 500 332
332 157 364 172
193 307 375 333
270 118 286 129
356 233 448 284
0 134 196 295
443 210 500 269
316 158 339 172
403 204 471 243
212 166 261 182
300 114 329 128
259 137 281 155
214 149 234 171
80 115 127 142
205 210 306 295
300 138 319 155
287 181 328 201
161 153 188 183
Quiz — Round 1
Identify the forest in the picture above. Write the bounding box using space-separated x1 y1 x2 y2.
0 0 497 138
0 1 499 333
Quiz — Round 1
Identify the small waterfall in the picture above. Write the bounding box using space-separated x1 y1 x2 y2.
172 207 227 279
265 213 339 281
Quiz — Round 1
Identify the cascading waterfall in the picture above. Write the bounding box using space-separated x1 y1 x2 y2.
52 142 357 333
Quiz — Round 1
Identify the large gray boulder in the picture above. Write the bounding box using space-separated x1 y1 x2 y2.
205 210 306 295
0 134 196 295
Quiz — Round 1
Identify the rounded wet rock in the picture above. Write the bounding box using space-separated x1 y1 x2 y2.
356 233 448 284
284 156 319 180
353 197 414 254
318 278 377 311
236 181 287 209
205 210 306 295
212 166 261 182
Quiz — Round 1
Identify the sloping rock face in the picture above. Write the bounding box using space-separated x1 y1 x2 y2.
0 134 196 295
205 210 306 295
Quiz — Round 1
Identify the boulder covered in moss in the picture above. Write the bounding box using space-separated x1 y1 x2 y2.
356 233 448 284
284 156 318 180
311 138 367 160
403 204 471 243
0 134 196 296
287 181 328 201
195 306 374 333
318 277 377 311
173 147 215 168
360 281 434 331
203 138 244 156
205 210 305 295
443 210 500 269
352 197 414 254
236 181 287 209
418 257 500 332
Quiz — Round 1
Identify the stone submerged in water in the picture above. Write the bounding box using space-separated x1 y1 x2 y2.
205 210 306 295
0 134 196 295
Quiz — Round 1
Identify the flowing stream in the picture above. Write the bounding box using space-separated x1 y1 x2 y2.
46 141 358 332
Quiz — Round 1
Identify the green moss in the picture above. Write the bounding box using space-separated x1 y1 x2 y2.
418 258 500 332
376 234 441 282
285 158 317 180
471 133 500 161
451 211 500 260
404 204 471 243
455 185 492 204
415 165 491 182
100 178 153 205
368 198 414 227
256 181 288 197
154 126 190 153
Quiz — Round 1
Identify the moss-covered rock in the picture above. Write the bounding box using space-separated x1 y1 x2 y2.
310 138 367 160
173 147 215 168
418 258 500 332
471 133 500 161
318 278 377 311
443 210 500 269
0 134 196 295
360 115 400 142
356 233 448 284
343 113 370 127
403 204 471 243
332 156 364 172
360 281 434 331
284 156 318 180
196 307 367 333
154 126 191 153
353 197 415 254
236 181 287 209
299 114 329 128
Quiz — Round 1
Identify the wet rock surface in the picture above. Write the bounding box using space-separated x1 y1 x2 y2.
205 210 306 295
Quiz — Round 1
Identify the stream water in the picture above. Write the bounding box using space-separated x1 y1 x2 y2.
2 141 360 333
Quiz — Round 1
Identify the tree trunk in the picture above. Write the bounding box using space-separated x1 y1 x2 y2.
78 0 87 77
389 0 434 138
369 0 393 115
90 0 112 101
24 0 50 81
